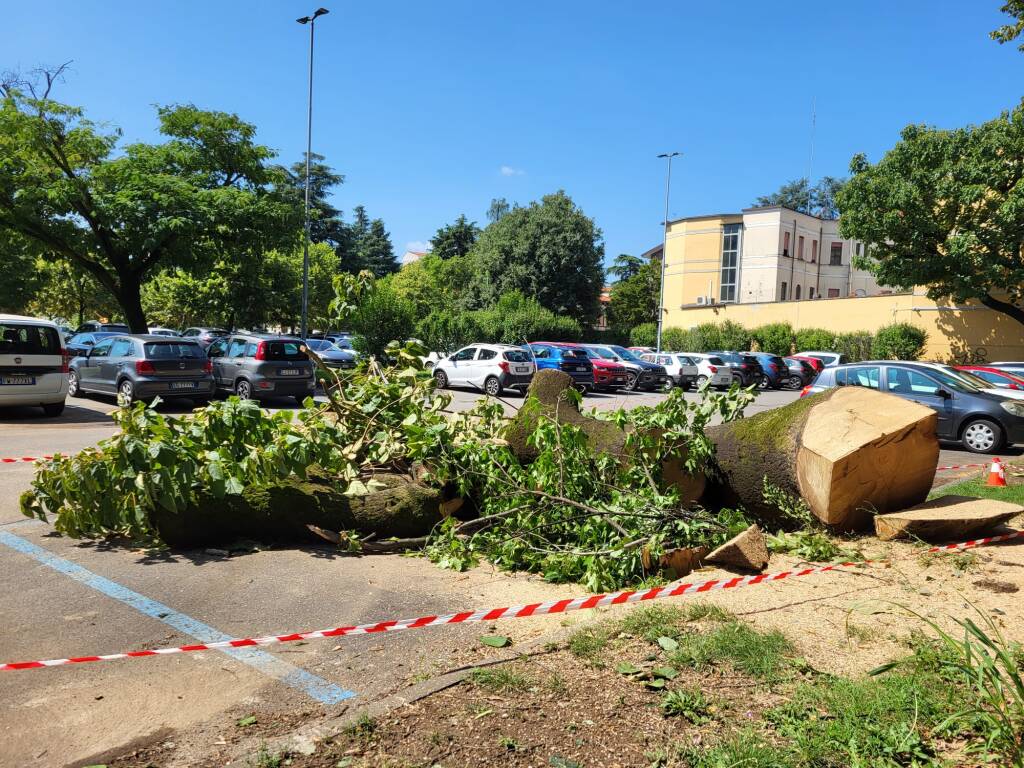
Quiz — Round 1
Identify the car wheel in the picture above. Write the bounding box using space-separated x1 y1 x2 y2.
484 376 503 397
117 379 135 406
67 370 80 397
661 379 675 392
787 374 802 389
42 402 65 417
434 369 449 389
424 361 434 370
235 379 253 400
758 375 771 390
626 371 639 391
696 375 709 388
961 418 1003 454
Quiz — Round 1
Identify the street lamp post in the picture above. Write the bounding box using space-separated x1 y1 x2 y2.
297 7 329 340
655 151 680 353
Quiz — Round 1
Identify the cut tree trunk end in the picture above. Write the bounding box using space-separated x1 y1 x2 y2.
874 495 1023 542
706 387 939 531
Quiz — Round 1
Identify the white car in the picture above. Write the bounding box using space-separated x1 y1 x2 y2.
147 327 181 337
0 314 69 416
685 353 734 390
433 343 536 396
798 351 848 368
641 352 699 389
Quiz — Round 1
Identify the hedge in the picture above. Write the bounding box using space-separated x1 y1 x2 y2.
871 323 928 360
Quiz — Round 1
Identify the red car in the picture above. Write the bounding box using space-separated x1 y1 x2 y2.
955 365 1024 390
789 354 825 374
541 342 630 391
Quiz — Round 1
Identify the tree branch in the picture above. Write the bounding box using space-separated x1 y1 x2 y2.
978 293 1024 327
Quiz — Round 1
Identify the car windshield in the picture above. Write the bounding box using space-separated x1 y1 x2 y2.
676 356 694 365
714 352 741 364
304 339 332 351
503 350 530 362
708 356 725 365
587 346 619 360
264 340 307 360
928 365 989 391
563 348 588 359
609 345 642 363
909 367 981 394
144 342 203 359
0 324 61 354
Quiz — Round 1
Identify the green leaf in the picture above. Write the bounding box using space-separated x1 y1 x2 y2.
652 666 678 680
236 715 257 727
657 636 679 652
644 678 667 690
480 635 510 648
615 662 642 675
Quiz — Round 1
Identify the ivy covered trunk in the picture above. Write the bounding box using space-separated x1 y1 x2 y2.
150 470 445 547
705 387 940 531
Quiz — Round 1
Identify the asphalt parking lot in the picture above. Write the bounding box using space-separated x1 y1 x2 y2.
0 386 1019 766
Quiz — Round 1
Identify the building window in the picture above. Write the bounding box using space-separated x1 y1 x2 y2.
797 235 805 260
811 240 818 263
780 282 788 301
827 288 841 298
830 242 843 266
855 242 862 256
719 223 740 302
795 285 802 300
808 287 815 299
783 231 790 256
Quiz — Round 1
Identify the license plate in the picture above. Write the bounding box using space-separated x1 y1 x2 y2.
514 366 531 374
170 381 195 390
0 376 35 385
278 369 300 376
576 366 588 372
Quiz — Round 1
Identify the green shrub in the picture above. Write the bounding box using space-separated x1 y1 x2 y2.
717 320 753 351
691 323 724 352
415 309 477 354
629 322 657 348
751 322 795 356
662 327 698 352
833 331 874 362
871 323 927 360
352 282 417 357
794 327 834 352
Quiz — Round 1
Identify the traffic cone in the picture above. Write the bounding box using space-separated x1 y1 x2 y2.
986 457 1007 487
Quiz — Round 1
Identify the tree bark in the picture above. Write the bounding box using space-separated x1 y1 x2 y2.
116 271 148 332
705 387 939 531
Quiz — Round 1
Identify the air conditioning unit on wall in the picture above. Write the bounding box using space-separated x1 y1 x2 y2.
695 296 707 306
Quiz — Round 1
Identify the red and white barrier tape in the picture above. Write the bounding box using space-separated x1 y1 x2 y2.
0 456 53 464
0 561 864 672
934 462 989 472
926 529 1024 552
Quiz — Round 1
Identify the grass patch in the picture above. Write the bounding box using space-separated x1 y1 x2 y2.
667 621 793 681
469 665 534 694
567 622 615 663
619 605 684 641
343 712 377 742
678 729 791 768
682 601 736 623
928 474 1024 505
660 687 713 723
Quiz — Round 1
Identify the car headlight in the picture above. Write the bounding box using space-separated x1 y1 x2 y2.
1000 400 1024 417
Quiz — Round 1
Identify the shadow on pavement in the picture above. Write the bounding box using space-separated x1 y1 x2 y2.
69 536 347 565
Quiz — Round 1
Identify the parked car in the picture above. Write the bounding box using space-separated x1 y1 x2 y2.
583 345 669 391
147 327 181 337
746 352 788 389
206 334 315 403
789 354 825 374
798 351 848 368
782 356 816 389
68 335 214 405
181 327 230 349
303 338 357 370
564 343 628 391
707 351 761 387
0 314 69 417
641 352 699 390
956 365 1024 390
65 331 121 357
627 346 654 354
802 361 1024 453
433 343 536 396
524 342 594 391
910 362 1024 402
984 361 1024 378
75 320 130 334
685 353 734 390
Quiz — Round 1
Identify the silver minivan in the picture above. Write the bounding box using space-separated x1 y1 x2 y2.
0 314 69 416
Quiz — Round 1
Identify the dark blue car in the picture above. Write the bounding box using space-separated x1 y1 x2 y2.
747 352 788 389
524 342 594 390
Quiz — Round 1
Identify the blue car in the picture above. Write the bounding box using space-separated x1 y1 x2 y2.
747 352 788 389
524 342 594 390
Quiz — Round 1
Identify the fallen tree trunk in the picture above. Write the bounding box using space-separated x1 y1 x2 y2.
706 387 939 531
150 470 446 548
506 370 706 504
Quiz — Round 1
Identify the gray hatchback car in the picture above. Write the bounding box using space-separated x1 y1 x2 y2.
68 335 215 405
206 335 315 403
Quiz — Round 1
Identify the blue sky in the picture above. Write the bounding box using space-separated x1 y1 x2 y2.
5 1 1022 267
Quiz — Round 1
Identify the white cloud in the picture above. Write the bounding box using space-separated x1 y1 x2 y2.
500 165 525 177
405 241 431 253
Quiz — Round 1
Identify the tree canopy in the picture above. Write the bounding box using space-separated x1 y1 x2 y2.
608 257 660 331
607 253 645 282
753 176 847 219
429 214 479 260
0 69 299 331
992 0 1024 50
467 191 605 326
342 205 396 277
837 101 1024 325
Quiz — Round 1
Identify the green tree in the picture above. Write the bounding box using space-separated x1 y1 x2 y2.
468 191 605 326
276 152 347 247
607 258 659 331
837 102 1024 327
754 177 846 218
0 233 42 314
470 291 581 344
350 281 416 357
430 214 479 260
341 205 396 277
487 197 511 224
0 68 298 331
607 253 645 282
387 253 472 317
992 0 1024 49
27 258 118 327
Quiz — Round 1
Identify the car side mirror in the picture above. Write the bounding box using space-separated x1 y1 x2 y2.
937 389 952 399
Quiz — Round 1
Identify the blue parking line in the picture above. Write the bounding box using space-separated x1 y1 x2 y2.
0 530 354 704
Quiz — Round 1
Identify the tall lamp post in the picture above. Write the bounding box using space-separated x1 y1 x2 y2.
655 151 680 353
297 7 329 340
